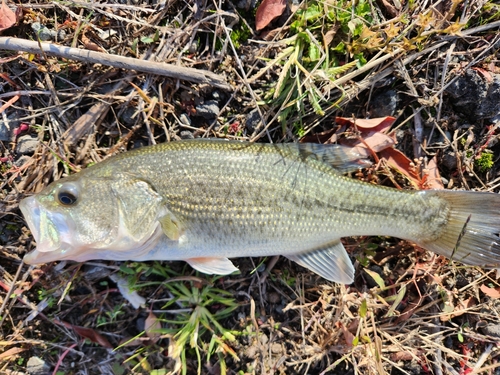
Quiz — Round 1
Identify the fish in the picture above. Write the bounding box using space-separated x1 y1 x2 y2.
19 139 500 284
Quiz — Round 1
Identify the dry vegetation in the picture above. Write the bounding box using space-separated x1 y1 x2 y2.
1 0 500 374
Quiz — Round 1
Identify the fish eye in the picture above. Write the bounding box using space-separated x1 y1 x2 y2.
56 183 79 206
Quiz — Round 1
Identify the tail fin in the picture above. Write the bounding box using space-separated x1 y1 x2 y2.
418 190 500 266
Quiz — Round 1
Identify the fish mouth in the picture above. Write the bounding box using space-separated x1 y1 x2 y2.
20 196 76 264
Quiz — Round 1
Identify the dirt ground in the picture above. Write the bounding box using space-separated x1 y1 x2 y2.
1 0 500 374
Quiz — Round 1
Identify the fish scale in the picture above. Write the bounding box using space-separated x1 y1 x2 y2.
20 139 500 283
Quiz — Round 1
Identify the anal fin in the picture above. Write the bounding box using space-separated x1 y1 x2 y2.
186 257 239 276
286 241 354 284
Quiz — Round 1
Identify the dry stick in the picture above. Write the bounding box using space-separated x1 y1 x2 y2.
0 261 24 329
0 37 231 91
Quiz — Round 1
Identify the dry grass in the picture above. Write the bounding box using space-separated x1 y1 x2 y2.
1 0 500 374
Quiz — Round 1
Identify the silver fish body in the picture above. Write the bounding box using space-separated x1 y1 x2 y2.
20 140 500 283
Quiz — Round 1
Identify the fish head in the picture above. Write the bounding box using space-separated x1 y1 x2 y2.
20 172 164 264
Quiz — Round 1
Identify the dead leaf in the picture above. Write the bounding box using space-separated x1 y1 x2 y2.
480 284 500 299
68 324 113 348
335 321 355 347
323 24 340 46
63 102 109 147
0 1 16 32
341 132 396 158
109 273 146 309
335 116 396 134
440 296 477 322
255 0 287 31
390 351 415 362
145 311 162 344
379 148 421 189
424 156 444 190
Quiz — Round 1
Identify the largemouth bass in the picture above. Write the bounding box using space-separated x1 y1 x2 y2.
20 140 500 283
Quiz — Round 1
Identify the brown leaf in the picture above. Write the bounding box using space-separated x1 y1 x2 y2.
424 156 444 190
0 2 17 32
335 116 396 134
340 131 396 161
480 284 500 299
71 325 113 348
145 311 162 344
323 24 340 46
335 321 355 347
379 148 421 189
255 0 287 31
390 351 415 362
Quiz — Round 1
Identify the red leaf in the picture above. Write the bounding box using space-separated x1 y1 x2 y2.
379 147 421 188
0 2 17 32
342 131 396 158
335 116 396 134
255 0 287 31
424 156 444 190
480 284 500 299
71 325 113 348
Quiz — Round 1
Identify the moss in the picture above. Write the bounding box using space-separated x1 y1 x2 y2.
475 151 494 172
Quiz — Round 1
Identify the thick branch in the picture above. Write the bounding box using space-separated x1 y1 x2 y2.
0 37 231 90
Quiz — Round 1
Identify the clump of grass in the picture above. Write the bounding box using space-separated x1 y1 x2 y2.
160 278 239 375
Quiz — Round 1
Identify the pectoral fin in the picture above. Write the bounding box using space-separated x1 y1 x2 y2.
286 241 354 284
159 212 184 241
186 257 239 275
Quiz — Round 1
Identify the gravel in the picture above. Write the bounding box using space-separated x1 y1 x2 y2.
195 100 220 119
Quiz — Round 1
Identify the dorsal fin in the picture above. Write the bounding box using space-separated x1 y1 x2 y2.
278 143 371 173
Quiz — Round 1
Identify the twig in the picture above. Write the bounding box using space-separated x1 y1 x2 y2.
0 37 231 90
0 261 24 329
52 342 79 375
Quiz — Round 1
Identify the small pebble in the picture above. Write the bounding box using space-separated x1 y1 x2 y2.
180 130 194 139
259 333 268 345
245 109 260 133
31 22 43 32
14 155 31 168
38 27 53 41
16 135 39 155
56 29 67 40
245 345 257 359
120 107 137 127
212 90 222 101
26 356 50 375
195 100 220 119
0 122 10 141
271 343 282 354
188 40 198 54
